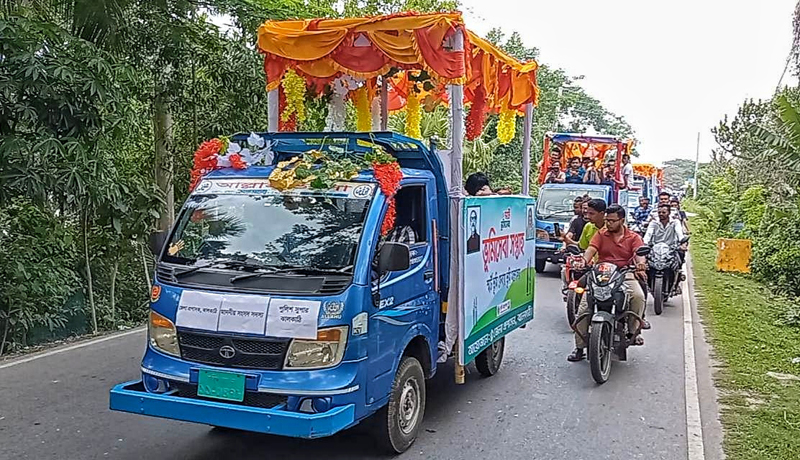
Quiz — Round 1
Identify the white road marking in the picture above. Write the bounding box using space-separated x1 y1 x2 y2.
0 327 145 370
683 263 706 460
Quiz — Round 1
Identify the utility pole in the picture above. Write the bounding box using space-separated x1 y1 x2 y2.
693 132 700 199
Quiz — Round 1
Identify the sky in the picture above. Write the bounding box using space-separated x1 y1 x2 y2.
461 0 798 164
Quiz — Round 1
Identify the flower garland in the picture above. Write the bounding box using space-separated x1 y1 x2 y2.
278 87 297 132
189 138 222 191
366 150 403 235
355 86 372 132
188 133 273 191
281 69 306 125
497 106 517 144
465 86 487 141
405 89 422 140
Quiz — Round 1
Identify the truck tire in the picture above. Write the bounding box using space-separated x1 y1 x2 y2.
374 356 426 454
535 259 547 273
475 336 505 377
653 277 664 316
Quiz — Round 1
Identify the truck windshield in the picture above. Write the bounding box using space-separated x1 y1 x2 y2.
536 188 606 222
163 192 370 270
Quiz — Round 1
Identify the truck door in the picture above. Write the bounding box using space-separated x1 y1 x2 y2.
367 182 438 406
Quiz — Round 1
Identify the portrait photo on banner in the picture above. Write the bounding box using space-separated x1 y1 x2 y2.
466 205 481 254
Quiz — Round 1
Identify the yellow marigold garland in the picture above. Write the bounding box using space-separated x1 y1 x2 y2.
497 107 516 144
355 86 371 132
405 91 422 140
281 69 306 123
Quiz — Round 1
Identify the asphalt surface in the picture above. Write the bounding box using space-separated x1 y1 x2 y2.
0 266 695 460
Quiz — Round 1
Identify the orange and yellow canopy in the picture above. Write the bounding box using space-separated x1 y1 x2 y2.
256 12 539 111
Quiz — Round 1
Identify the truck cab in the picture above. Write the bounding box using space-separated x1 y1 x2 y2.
534 183 612 272
109 131 531 453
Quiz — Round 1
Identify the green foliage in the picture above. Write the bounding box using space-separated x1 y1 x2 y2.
0 198 81 353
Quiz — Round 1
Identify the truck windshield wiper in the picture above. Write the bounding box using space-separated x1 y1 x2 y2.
229 265 352 283
174 259 269 278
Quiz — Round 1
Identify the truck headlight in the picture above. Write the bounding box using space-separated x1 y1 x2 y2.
148 310 180 357
536 229 549 241
285 326 348 370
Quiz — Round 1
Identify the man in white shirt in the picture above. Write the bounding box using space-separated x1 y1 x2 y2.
621 154 635 190
644 203 686 250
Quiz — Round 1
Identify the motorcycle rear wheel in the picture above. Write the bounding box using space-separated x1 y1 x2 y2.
653 277 664 315
589 321 613 384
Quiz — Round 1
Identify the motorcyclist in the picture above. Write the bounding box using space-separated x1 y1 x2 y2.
568 204 647 362
632 196 652 229
644 203 688 272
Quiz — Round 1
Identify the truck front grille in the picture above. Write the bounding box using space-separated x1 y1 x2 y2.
177 330 290 370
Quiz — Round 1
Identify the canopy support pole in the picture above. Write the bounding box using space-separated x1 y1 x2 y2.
380 76 389 131
446 28 465 385
521 103 533 195
268 88 279 132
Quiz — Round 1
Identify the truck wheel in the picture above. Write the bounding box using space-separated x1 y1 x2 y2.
653 277 664 316
476 336 505 377
535 259 547 273
374 356 426 454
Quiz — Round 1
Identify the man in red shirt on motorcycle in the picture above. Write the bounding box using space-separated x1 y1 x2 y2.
568 204 648 362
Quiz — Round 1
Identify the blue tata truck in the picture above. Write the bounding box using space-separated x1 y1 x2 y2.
109 132 532 454
534 183 612 272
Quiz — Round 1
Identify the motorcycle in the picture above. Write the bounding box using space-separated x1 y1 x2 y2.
646 236 689 315
629 220 646 237
568 245 651 384
563 245 588 326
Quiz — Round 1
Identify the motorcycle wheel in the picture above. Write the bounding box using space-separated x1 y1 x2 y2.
589 321 613 384
566 290 577 326
653 277 664 316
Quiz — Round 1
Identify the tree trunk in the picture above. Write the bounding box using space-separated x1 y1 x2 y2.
110 260 118 328
0 318 9 356
154 89 174 232
83 209 98 334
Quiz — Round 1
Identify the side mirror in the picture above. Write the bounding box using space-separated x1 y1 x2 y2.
378 242 410 275
636 246 651 256
149 231 168 257
679 236 690 245
566 244 582 255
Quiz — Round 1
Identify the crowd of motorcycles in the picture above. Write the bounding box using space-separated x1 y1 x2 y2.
560 221 689 384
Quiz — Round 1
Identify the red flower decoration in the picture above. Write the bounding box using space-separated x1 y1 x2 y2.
189 138 223 191
373 160 403 235
465 85 487 141
229 153 247 170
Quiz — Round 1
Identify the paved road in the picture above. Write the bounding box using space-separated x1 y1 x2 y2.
0 267 693 460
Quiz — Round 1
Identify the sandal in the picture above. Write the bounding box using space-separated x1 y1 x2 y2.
633 335 644 346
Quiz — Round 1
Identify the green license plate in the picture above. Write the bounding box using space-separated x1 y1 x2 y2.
197 369 245 402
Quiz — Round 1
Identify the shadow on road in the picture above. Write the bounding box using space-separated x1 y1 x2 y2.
170 361 471 460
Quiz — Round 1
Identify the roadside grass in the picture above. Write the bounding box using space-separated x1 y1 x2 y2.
690 235 800 460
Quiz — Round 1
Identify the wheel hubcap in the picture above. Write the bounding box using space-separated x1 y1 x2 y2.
398 377 420 435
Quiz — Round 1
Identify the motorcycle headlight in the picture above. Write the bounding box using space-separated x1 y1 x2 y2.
149 310 180 357
285 326 348 370
591 283 614 302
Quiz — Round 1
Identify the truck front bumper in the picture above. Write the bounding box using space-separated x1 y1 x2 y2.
109 380 355 439
536 242 564 264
